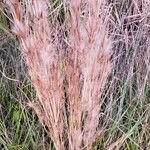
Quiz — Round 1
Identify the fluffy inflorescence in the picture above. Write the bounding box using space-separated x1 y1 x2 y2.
7 0 112 149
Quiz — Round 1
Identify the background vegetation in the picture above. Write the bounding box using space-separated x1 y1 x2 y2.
0 0 150 150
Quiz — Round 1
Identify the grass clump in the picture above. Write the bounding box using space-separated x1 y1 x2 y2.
0 0 150 150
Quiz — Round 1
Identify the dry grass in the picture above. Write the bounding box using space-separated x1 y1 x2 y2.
0 0 150 150
6 0 112 149
6 0 65 149
66 1 112 149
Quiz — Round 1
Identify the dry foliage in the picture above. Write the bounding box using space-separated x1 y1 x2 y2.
6 0 112 149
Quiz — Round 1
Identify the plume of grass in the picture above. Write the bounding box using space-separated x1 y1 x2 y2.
65 0 112 149
6 0 65 149
6 0 112 149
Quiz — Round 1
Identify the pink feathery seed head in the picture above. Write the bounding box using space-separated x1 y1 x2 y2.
7 0 112 149
12 21 27 38
32 0 48 17
6 0 22 18
6 0 28 38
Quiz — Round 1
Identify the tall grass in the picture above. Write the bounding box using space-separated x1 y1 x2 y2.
6 0 112 149
65 1 112 149
0 0 150 150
